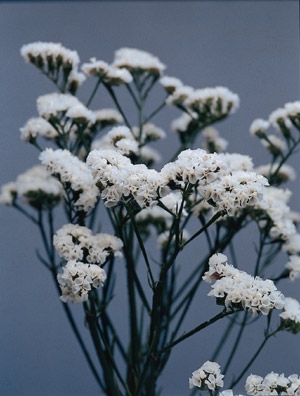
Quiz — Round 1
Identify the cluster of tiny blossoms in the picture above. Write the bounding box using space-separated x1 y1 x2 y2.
164 77 240 124
0 165 63 209
87 148 169 208
54 224 123 303
20 42 85 93
279 297 300 334
245 372 300 395
81 47 165 86
86 147 269 215
54 224 123 264
57 261 107 303
37 92 96 124
39 148 98 212
189 361 224 391
255 187 300 256
203 253 285 315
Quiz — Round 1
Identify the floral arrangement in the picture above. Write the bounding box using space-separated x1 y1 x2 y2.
2 41 300 396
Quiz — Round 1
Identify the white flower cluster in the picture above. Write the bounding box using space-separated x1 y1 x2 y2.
250 102 300 155
202 127 229 153
245 372 300 395
136 191 186 223
279 297 300 333
132 123 166 143
54 224 123 264
0 165 63 208
171 112 195 134
285 256 300 281
189 361 224 391
167 85 239 122
163 150 266 217
249 119 270 136
161 148 222 186
202 170 268 216
21 41 80 69
37 93 96 124
82 58 133 86
20 42 85 91
20 117 58 141
57 260 107 303
256 187 300 253
93 108 123 127
218 153 255 172
113 47 166 76
159 75 183 94
87 149 169 208
186 86 240 116
256 163 296 184
39 148 98 211
92 126 139 156
219 391 244 396
269 107 293 132
203 253 285 315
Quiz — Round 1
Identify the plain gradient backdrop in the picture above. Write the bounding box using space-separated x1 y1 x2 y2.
0 2 299 395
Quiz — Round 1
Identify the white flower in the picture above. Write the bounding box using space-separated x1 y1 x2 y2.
159 75 183 94
245 374 264 395
279 297 300 333
269 107 292 131
245 372 299 395
82 59 110 77
93 126 139 156
160 148 223 187
54 224 123 264
203 254 285 315
185 86 240 117
57 260 106 303
283 233 300 255
256 163 296 183
166 85 194 106
39 148 98 212
285 255 300 280
0 165 63 208
21 41 80 69
249 118 270 136
132 123 166 143
218 153 254 172
104 65 133 85
139 146 162 164
0 182 17 205
20 117 58 141
202 127 228 153
189 361 224 391
171 113 195 133
256 187 298 243
93 108 123 126
37 93 95 123
113 47 166 75
202 170 268 216
284 101 300 117
82 59 133 85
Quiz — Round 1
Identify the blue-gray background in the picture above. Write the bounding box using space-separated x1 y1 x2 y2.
0 2 299 395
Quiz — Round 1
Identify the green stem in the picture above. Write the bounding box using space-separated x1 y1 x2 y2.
223 311 249 375
161 308 242 353
86 77 102 107
104 84 132 129
230 328 279 389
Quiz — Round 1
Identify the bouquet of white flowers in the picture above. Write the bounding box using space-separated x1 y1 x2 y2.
2 42 300 396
